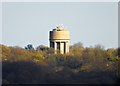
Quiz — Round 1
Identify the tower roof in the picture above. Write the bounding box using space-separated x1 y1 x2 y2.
53 26 68 31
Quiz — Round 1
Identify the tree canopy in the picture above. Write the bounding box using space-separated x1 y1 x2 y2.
1 42 120 84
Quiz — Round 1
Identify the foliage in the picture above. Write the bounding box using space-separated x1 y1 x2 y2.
36 45 49 51
65 56 82 69
46 48 55 54
107 56 120 61
80 65 92 72
1 43 119 84
25 44 34 50
70 42 84 49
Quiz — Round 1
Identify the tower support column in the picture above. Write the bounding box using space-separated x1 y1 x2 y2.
54 42 57 54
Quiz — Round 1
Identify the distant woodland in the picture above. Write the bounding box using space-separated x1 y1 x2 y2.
1 42 120 84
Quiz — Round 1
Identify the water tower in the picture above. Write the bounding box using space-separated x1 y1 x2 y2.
49 26 70 54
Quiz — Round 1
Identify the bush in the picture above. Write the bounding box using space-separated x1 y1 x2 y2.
66 57 82 69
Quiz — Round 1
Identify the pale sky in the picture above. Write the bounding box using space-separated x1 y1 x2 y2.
2 2 118 49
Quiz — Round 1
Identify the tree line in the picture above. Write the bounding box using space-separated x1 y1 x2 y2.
1 42 120 84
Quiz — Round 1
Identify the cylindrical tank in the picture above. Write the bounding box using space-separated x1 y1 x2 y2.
49 28 70 40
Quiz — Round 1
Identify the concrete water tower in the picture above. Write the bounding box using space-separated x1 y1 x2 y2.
49 26 70 54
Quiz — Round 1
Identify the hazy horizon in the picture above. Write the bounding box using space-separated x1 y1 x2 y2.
2 2 118 49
